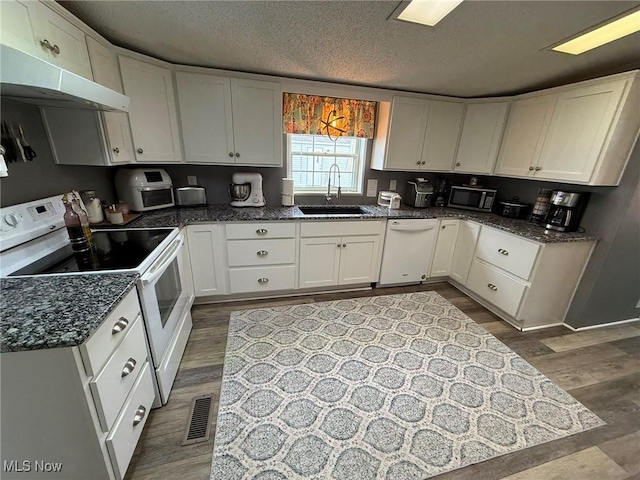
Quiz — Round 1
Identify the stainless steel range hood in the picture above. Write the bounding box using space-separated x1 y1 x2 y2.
1 45 129 112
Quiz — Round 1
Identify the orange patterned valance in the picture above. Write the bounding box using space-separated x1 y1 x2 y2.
283 93 377 139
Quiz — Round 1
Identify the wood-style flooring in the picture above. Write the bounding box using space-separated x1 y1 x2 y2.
125 283 640 480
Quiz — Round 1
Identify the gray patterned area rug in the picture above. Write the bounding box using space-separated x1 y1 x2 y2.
210 292 604 480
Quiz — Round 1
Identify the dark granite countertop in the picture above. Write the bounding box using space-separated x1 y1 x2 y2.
127 204 597 244
1 273 139 353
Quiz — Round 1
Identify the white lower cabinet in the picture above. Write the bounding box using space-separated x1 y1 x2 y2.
229 265 296 293
429 219 460 277
299 236 342 288
186 224 227 297
339 235 380 285
450 220 480 285
467 259 528 317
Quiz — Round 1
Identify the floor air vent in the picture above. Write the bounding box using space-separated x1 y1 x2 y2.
182 393 214 445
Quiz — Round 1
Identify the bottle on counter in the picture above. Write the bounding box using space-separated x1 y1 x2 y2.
71 191 95 248
80 190 104 224
62 193 92 252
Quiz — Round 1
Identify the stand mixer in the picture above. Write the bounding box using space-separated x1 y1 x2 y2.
229 172 266 207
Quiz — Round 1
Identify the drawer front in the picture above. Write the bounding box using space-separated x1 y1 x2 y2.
226 222 295 240
300 220 383 237
106 361 155 480
229 265 296 293
80 288 141 377
90 315 148 432
475 227 540 280
467 259 527 317
227 238 295 267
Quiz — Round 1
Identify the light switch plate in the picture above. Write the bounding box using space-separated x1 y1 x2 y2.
187 176 197 186
366 179 378 197
389 179 397 190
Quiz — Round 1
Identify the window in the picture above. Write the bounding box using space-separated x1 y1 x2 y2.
287 134 367 195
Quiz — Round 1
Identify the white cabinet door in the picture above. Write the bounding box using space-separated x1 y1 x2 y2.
339 235 379 285
429 219 460 277
450 221 480 285
494 94 556 178
176 72 235 164
0 0 45 59
186 225 227 297
120 56 183 163
230 78 282 166
86 36 122 92
385 97 428 170
37 2 92 79
454 102 508 174
535 80 627 183
421 100 464 171
299 237 341 288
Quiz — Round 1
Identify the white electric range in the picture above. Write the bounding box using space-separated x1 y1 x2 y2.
0 195 193 408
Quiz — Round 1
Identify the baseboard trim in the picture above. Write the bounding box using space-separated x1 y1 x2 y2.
563 317 640 332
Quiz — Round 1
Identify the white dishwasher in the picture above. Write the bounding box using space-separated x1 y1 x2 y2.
379 219 438 286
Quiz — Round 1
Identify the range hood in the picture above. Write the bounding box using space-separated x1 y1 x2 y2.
0 45 129 112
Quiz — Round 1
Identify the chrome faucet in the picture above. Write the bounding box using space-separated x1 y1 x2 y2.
326 163 342 204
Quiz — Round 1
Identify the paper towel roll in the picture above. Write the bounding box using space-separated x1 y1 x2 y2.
282 178 294 206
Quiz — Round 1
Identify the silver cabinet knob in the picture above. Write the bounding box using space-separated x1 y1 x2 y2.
535 166 541 171
235 152 240 157
112 147 120 154
256 228 268 235
342 243 347 247
132 405 146 427
258 278 269 284
442 225 446 229
456 162 461 166
51 44 60 54
528 166 534 171
487 283 498 291
112 317 129 335
257 250 268 256
337 244 342 247
421 275 426 280
137 148 143 154
421 161 426 165
229 152 234 157
40 39 52 50
498 248 509 256
416 161 421 165
121 358 137 377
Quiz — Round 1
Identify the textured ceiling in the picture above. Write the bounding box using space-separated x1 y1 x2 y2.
61 1 640 97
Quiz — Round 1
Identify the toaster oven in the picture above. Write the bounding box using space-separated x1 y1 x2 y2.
115 168 175 212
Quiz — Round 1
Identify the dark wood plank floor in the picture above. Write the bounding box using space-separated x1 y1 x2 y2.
125 282 640 480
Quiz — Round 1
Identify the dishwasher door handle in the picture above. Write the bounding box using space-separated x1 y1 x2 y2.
389 223 436 232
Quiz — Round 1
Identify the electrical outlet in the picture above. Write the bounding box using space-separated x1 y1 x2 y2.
187 176 197 186
389 179 397 191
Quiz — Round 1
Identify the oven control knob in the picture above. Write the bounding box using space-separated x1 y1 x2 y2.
4 213 20 227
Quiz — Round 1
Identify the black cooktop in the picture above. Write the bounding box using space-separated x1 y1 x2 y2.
11 229 174 276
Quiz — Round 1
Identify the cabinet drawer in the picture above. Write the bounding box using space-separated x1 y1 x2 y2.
467 259 527 317
90 315 147 432
80 288 141 377
227 238 295 266
226 222 295 240
106 361 155 480
300 220 382 237
229 265 295 293
475 227 540 280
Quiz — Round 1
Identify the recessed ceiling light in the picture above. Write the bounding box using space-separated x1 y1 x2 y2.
392 0 464 27
552 8 640 55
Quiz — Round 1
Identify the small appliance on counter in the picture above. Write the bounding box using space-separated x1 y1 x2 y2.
406 178 434 208
115 168 174 212
378 191 401 209
497 196 531 219
448 185 497 212
530 188 554 224
433 177 451 207
175 186 207 207
544 191 589 232
229 172 266 207
282 178 295 206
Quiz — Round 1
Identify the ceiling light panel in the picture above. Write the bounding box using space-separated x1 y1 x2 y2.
552 9 640 55
396 0 464 27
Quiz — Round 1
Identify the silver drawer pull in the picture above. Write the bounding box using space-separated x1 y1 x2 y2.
256 229 268 235
258 278 269 284
121 358 137 377
257 250 268 256
487 283 498 291
112 317 129 335
497 249 509 256
132 405 146 427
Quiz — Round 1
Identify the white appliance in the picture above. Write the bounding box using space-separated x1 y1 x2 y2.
378 191 401 209
115 168 175 212
0 195 193 408
229 172 266 207
379 219 437 286
0 45 129 112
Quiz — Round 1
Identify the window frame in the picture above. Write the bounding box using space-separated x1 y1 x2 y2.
286 134 368 196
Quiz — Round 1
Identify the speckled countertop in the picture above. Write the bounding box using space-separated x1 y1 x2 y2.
1 273 138 353
126 204 597 244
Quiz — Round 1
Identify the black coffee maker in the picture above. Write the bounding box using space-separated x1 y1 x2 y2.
544 191 589 232
433 177 451 207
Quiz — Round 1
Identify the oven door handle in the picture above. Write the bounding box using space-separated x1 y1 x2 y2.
141 234 184 285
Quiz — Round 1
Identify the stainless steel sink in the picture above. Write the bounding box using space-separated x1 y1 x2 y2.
298 206 369 215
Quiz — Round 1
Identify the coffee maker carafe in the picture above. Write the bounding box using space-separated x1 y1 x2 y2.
544 191 588 232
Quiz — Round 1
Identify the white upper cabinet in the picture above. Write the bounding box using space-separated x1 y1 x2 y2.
454 102 508 174
86 36 123 93
119 56 183 164
176 74 282 166
494 94 557 178
421 100 464 171
0 1 92 79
